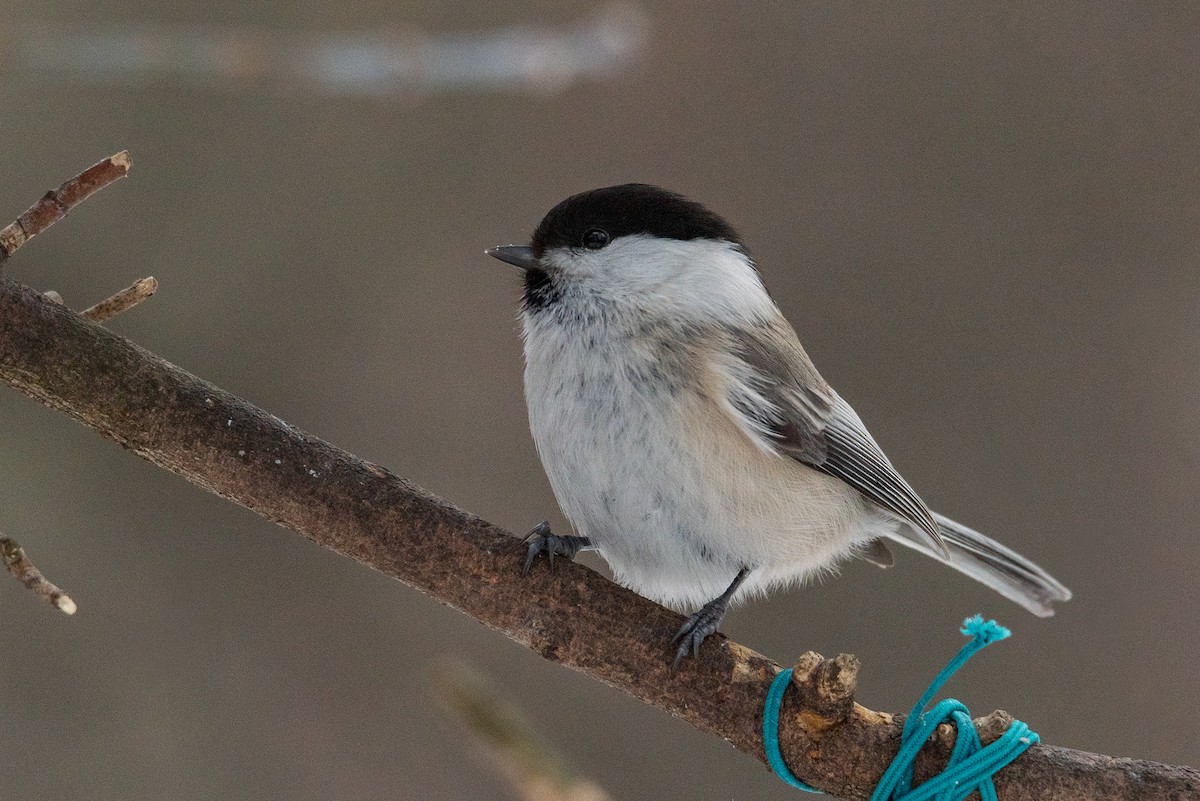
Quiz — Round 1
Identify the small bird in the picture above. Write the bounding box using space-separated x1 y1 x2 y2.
488 184 1070 669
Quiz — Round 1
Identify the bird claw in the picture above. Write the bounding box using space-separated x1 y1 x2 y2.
671 599 729 671
521 522 590 575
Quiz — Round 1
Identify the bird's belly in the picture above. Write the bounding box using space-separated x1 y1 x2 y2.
526 360 867 609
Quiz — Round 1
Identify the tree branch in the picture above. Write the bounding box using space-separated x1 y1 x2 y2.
0 278 1196 799
80 276 157 322
0 533 76 614
0 152 131 263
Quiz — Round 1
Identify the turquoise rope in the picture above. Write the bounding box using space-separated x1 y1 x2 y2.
763 615 1039 800
764 667 822 792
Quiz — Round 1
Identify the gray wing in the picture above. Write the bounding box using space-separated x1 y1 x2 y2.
726 321 948 556
817 395 947 556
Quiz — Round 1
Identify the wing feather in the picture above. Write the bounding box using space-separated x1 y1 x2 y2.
818 397 947 555
720 319 948 556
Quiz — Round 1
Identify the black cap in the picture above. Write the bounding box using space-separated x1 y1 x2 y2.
530 184 741 256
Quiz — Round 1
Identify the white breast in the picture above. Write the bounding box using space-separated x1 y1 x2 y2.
522 305 869 610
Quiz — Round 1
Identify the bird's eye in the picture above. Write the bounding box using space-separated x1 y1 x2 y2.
582 228 610 250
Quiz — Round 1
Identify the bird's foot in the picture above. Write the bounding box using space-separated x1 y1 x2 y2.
670 568 750 671
521 521 591 574
671 598 730 671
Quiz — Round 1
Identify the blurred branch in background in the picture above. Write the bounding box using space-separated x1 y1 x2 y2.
0 156 1196 800
0 5 649 97
436 662 612 801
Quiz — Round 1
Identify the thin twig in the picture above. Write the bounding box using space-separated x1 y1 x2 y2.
81 276 157 322
0 535 76 614
0 152 132 264
436 662 613 801
0 277 1194 800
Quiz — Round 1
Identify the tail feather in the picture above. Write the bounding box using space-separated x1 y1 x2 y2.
884 512 1072 617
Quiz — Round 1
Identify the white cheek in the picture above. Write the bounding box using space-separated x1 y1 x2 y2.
614 237 778 325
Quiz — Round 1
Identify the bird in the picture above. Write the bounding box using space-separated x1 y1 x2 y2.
487 184 1070 669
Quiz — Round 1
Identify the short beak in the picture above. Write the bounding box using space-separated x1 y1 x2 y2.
486 245 537 271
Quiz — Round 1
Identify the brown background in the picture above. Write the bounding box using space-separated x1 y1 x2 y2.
1 3 1198 799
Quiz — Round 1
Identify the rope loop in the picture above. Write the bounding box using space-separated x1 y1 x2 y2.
763 615 1039 801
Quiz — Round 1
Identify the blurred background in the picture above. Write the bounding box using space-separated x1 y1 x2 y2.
1 2 1198 799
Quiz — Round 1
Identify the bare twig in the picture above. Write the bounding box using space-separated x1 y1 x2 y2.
436 663 613 801
0 151 131 263
0 535 76 614
81 276 157 322
0 277 1195 800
